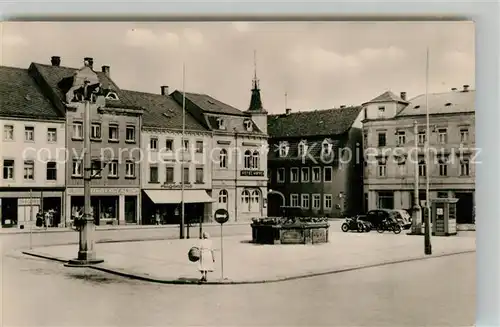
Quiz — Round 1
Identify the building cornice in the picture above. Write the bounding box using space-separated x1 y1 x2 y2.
0 116 65 124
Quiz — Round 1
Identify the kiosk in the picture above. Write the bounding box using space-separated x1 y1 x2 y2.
431 198 458 236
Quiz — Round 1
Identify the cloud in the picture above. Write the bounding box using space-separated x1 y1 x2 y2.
2 34 28 47
124 28 179 48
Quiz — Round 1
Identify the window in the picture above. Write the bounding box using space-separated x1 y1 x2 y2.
324 194 333 209
377 159 387 177
45 127 57 143
418 131 426 145
91 160 102 178
277 168 285 183
218 190 228 204
460 129 469 143
252 150 260 169
150 137 158 150
72 160 82 177
217 118 226 130
183 139 189 151
241 190 251 211
3 159 14 179
324 167 333 182
196 140 204 153
244 120 253 132
24 160 34 180
72 122 83 139
378 132 386 147
312 167 321 182
165 166 174 183
251 190 260 205
108 161 118 178
312 194 321 209
108 124 119 141
244 150 252 169
418 160 426 177
301 167 310 182
321 139 333 156
298 140 308 157
290 194 299 207
91 123 101 140
149 165 159 183
460 160 470 176
3 125 13 141
438 129 447 144
363 132 368 146
301 194 310 209
378 106 385 118
125 161 135 178
165 139 174 152
25 126 34 141
219 149 227 168
290 167 299 183
439 158 448 176
125 126 136 143
396 131 406 146
196 167 204 183
278 141 289 158
183 167 190 184
46 161 57 181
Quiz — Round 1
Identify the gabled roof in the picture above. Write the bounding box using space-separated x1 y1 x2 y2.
364 90 408 105
183 92 247 116
29 63 142 110
120 90 207 131
268 138 344 161
396 90 475 116
0 66 63 120
267 106 363 139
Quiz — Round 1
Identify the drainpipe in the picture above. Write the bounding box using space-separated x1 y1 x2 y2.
234 130 238 222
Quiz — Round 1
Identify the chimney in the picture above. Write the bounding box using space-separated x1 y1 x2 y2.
101 65 110 77
400 91 407 101
50 56 61 67
160 86 169 96
463 84 470 92
285 108 292 115
84 57 94 69
451 87 458 91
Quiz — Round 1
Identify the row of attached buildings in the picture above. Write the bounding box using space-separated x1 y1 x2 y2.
0 56 476 228
0 56 267 228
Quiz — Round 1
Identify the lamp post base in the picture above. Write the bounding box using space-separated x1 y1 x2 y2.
66 257 104 267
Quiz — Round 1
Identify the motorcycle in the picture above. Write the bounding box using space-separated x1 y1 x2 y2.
376 219 402 234
341 216 371 233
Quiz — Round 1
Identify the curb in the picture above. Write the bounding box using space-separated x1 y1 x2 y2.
22 249 475 285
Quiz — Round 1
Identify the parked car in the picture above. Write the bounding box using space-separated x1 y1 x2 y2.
341 215 371 233
392 209 412 229
363 209 405 230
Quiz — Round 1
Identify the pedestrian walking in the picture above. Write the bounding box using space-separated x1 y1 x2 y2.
198 231 215 282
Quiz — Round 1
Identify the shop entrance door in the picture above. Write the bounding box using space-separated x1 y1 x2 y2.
125 196 137 224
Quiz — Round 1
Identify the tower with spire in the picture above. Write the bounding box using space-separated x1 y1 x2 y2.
245 50 268 134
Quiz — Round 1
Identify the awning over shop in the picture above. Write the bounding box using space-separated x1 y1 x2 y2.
144 190 214 204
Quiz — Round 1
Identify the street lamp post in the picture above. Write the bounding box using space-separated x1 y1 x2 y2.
424 47 432 255
411 120 422 234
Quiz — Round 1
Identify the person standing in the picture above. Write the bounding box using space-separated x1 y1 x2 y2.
198 231 215 282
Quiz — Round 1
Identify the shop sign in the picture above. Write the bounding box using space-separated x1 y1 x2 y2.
18 198 41 206
240 170 265 177
66 188 140 196
160 183 194 190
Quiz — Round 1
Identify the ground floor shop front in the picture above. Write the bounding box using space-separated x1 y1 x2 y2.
142 189 214 225
65 187 141 226
0 188 64 228
366 189 475 224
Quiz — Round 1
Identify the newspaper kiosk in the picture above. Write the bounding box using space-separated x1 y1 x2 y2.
431 198 458 236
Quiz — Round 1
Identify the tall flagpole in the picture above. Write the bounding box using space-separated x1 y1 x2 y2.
180 63 186 239
424 47 432 255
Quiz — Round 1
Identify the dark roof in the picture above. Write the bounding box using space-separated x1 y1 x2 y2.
184 92 247 116
396 90 475 116
267 106 363 139
364 91 408 105
120 90 207 131
206 114 263 134
0 66 63 120
30 63 142 110
246 80 267 113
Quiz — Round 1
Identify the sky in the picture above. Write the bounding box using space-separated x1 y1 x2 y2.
1 21 474 115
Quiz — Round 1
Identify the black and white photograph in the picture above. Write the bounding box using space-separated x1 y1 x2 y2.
1 21 475 326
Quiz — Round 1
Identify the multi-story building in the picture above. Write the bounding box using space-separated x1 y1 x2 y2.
362 87 475 224
124 87 214 225
267 105 364 218
29 56 145 226
0 65 66 228
170 77 268 222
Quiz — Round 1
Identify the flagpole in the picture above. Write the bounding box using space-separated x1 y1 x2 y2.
180 63 186 239
424 47 432 255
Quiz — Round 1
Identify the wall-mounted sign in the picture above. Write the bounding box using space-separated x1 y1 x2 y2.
240 170 265 177
18 198 41 206
160 183 194 190
66 188 140 196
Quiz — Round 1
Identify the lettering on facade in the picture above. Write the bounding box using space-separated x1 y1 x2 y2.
18 198 41 206
240 170 265 177
160 183 194 190
66 188 140 195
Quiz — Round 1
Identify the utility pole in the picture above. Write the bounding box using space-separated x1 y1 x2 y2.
411 120 422 234
424 47 432 255
180 63 186 239
68 80 103 265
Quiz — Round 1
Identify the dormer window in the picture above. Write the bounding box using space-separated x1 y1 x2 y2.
298 140 308 157
244 119 253 132
278 141 289 158
105 91 119 100
217 117 226 130
378 106 385 118
322 139 333 155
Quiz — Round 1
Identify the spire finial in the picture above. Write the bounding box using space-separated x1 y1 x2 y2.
252 49 259 89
